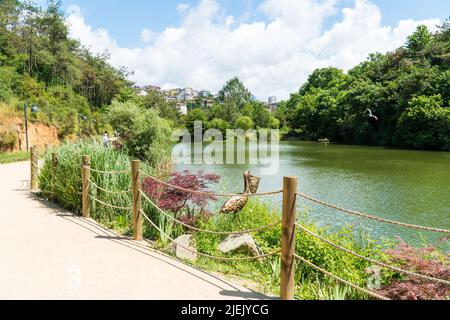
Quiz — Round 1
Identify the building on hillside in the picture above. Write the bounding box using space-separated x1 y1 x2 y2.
199 90 211 98
268 96 278 112
148 85 161 92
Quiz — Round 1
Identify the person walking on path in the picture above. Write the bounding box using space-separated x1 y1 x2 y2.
102 132 110 148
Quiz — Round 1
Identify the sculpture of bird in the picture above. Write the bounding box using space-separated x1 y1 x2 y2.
367 109 379 121
220 171 258 214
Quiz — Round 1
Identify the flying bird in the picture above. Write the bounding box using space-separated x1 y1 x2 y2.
367 109 379 121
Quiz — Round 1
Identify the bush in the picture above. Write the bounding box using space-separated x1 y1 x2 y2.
0 130 17 151
107 101 172 167
376 240 449 300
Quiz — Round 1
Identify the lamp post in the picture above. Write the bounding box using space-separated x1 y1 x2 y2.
24 103 39 151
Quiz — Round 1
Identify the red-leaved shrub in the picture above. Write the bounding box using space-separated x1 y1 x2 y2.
143 170 220 224
376 239 449 300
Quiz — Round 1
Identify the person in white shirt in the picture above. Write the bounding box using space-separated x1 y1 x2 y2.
102 132 110 148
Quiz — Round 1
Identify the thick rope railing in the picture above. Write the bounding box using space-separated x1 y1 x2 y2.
89 179 132 195
84 166 129 175
139 190 282 235
140 208 280 261
293 253 390 300
296 192 450 234
89 194 132 211
139 170 283 198
31 161 44 172
295 223 450 285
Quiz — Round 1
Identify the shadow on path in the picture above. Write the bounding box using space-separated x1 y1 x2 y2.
23 191 272 301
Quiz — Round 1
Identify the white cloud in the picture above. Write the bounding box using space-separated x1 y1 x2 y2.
65 0 441 100
176 3 191 15
141 28 156 43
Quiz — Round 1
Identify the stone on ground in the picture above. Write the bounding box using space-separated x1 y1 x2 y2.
173 234 197 261
218 234 260 257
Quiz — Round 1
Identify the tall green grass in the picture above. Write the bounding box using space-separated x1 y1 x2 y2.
38 139 161 235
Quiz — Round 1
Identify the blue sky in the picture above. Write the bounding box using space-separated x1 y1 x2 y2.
57 0 450 48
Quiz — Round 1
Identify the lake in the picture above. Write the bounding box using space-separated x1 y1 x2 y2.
176 141 450 251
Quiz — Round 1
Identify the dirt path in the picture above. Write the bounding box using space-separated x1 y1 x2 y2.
0 161 269 300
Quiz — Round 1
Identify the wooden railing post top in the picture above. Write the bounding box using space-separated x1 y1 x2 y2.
82 155 90 166
283 176 298 183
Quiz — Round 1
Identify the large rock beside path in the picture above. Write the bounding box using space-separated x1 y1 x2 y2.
173 235 197 262
218 234 260 257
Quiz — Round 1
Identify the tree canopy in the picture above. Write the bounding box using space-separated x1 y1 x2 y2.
275 23 450 150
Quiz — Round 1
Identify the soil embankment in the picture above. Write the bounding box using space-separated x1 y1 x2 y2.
0 117 59 152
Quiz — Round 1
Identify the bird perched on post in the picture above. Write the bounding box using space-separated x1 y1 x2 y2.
220 171 260 214
367 109 379 121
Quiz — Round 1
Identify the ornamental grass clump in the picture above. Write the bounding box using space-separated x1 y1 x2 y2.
38 139 155 234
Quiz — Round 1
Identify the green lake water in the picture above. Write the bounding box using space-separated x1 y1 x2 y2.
176 141 450 251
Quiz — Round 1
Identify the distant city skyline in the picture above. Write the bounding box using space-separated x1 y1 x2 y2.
44 0 449 100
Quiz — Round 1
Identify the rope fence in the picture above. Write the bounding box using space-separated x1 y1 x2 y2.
84 166 129 175
29 150 449 301
89 179 132 195
88 194 132 211
295 223 450 285
293 253 390 300
139 189 282 236
296 192 450 234
139 208 280 261
139 169 283 198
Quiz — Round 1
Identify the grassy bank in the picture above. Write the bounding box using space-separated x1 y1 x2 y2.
0 151 29 164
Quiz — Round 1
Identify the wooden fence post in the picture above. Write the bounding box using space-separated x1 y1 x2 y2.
51 152 58 199
82 155 90 218
280 176 297 300
132 160 143 241
30 145 38 191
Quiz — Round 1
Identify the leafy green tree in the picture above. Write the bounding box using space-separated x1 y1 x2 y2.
406 25 433 52
185 108 208 134
299 67 346 95
217 77 252 109
207 118 230 134
108 101 172 166
396 95 450 150
235 115 254 130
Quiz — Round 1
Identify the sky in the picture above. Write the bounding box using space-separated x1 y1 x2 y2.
35 0 450 100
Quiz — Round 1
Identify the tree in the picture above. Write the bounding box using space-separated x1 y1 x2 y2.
235 115 254 130
217 77 252 109
185 108 208 134
108 101 172 166
299 67 346 95
406 25 433 52
207 118 230 134
395 95 450 150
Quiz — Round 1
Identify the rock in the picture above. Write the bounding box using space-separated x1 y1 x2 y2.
173 235 197 261
218 234 260 257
